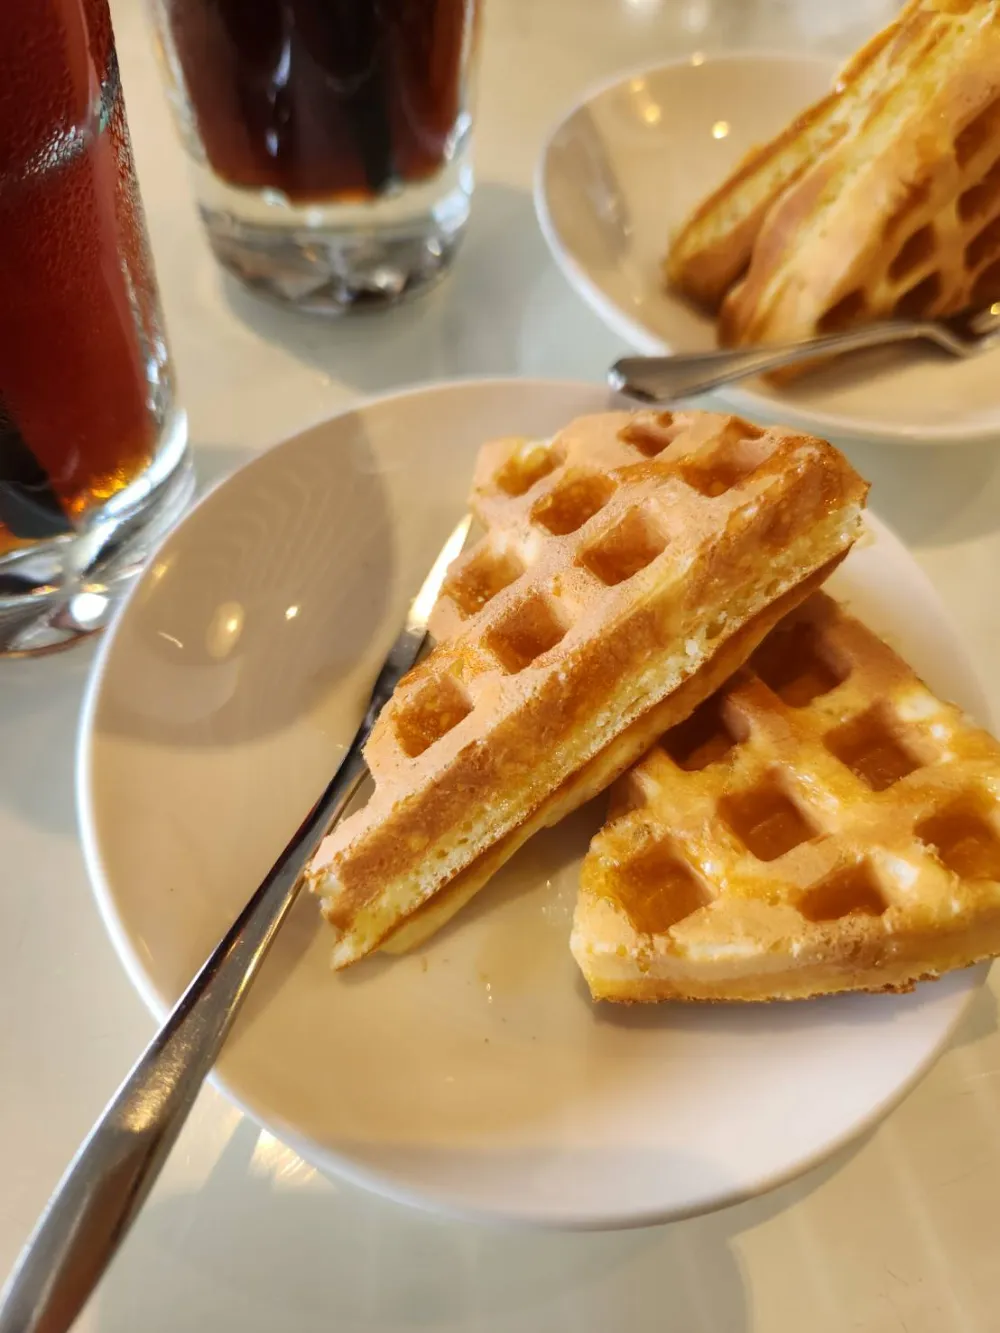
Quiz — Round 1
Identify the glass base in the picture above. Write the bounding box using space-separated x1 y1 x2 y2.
196 159 473 313
0 409 194 656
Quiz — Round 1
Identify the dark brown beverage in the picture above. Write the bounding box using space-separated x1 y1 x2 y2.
0 0 173 558
165 0 477 203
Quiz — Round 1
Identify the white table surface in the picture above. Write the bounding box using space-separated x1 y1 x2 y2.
4 1 1000 1329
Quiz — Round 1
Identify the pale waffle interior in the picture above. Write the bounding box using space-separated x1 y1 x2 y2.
308 410 867 968
574 592 1000 1002
663 0 916 308
666 0 1000 356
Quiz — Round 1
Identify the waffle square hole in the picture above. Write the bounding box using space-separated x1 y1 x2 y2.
494 441 559 497
662 693 749 771
818 288 867 334
972 257 1000 307
959 157 1000 222
966 215 1000 271
883 179 931 240
485 593 568 673
917 800 1000 880
751 621 848 707
580 507 668 586
798 862 887 923
619 412 681 458
893 271 941 320
610 840 711 935
679 421 772 498
889 224 935 282
394 673 474 758
721 778 816 862
956 96 1000 168
531 471 616 536
445 545 524 619
824 706 922 792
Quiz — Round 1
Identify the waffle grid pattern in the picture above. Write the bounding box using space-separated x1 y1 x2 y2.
367 411 791 777
592 594 1000 945
312 410 866 967
818 92 1000 331
675 0 1000 351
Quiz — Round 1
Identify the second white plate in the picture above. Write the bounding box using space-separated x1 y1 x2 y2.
536 53 1000 446
79 379 986 1229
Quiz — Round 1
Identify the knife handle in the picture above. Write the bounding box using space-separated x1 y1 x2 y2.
0 739 369 1333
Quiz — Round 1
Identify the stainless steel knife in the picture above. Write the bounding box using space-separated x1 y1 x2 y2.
0 513 472 1333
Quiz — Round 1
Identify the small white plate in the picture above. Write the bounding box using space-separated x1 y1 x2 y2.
79 379 987 1229
535 53 1000 447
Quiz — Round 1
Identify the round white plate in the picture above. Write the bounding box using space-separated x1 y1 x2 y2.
535 53 1000 447
79 378 987 1229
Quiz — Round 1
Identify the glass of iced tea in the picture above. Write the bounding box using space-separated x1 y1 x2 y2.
148 0 481 311
0 0 192 656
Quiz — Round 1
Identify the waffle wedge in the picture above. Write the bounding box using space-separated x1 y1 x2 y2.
574 592 1000 1003
308 410 867 968
666 0 1000 358
665 0 922 308
722 2 1000 349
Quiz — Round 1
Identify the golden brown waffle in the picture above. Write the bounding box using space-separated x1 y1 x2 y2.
666 1 1000 359
381 555 847 956
574 592 1000 1003
308 410 868 968
665 0 921 308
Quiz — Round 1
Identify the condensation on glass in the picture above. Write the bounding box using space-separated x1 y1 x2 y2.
0 0 192 654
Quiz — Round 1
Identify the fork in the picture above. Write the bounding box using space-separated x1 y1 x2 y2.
609 304 1000 403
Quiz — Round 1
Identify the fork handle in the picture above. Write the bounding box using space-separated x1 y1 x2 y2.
0 738 370 1333
609 321 925 402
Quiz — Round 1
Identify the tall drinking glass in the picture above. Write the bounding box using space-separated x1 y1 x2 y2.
147 0 481 311
0 0 192 656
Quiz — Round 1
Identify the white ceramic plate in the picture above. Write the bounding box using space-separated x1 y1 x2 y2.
79 379 988 1229
535 53 1000 447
